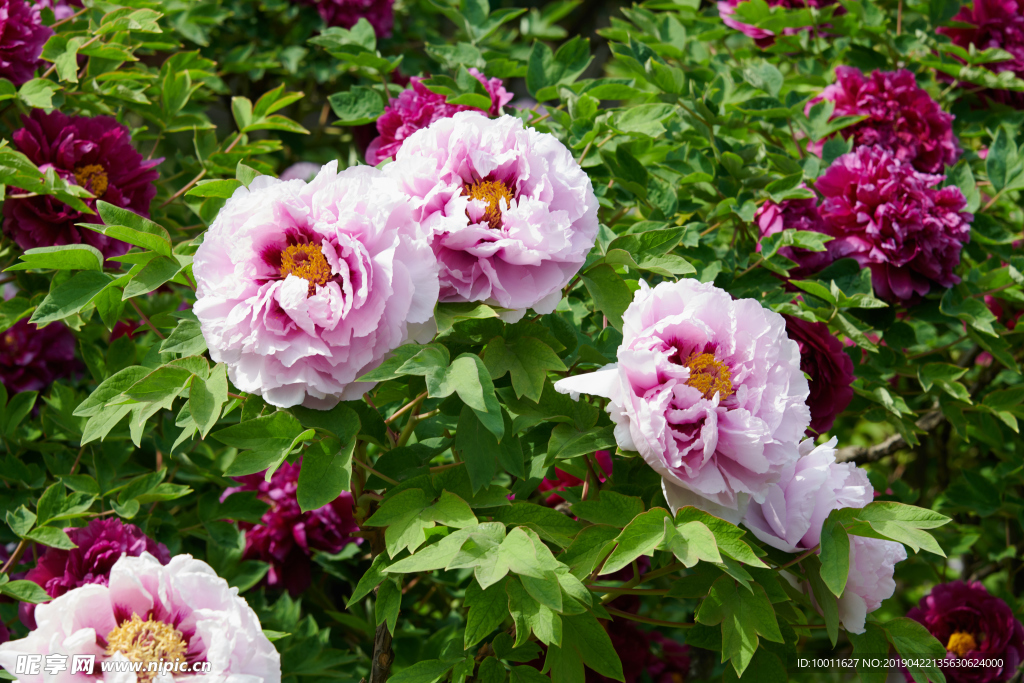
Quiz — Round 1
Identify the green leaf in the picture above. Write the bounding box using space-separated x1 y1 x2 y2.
526 37 592 101
582 265 632 331
122 256 182 299
375 577 401 634
818 516 850 598
675 507 767 567
696 576 783 676
189 364 228 438
849 623 890 683
6 245 104 272
30 271 114 325
185 179 242 198
84 201 172 256
571 492 645 528
388 659 459 683
296 408 359 513
547 612 625 682
507 577 562 647
601 508 671 575
742 61 783 97
26 526 76 550
213 412 310 478
0 580 53 604
484 336 567 402
465 579 511 649
329 86 386 126
884 618 948 683
663 519 722 568
161 319 208 356
18 78 61 109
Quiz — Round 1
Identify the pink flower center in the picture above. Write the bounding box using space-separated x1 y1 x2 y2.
946 631 977 658
74 164 109 197
106 613 188 681
279 243 332 296
682 351 734 401
464 179 514 230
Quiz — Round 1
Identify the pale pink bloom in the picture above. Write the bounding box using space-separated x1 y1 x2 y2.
554 279 810 522
744 438 906 634
0 553 281 682
193 161 439 409
388 112 598 318
279 162 321 182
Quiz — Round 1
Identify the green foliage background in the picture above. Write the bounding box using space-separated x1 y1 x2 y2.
0 0 1022 681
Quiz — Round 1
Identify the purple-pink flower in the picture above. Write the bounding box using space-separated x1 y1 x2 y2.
717 0 840 47
279 161 321 182
19 518 170 631
0 0 50 86
365 70 512 166
743 438 906 633
755 193 834 279
298 0 394 36
784 315 855 435
807 67 961 174
555 279 811 522
816 145 972 302
907 581 1024 683
0 553 281 681
3 110 162 260
193 161 439 409
389 112 598 317
939 0 1024 109
224 460 360 595
0 318 80 395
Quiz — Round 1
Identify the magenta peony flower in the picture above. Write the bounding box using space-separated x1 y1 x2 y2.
755 193 834 279
19 518 170 631
807 67 961 174
298 0 394 36
743 438 906 633
816 145 972 302
784 315 855 435
224 460 360 595
537 450 613 506
0 553 281 681
365 70 513 166
279 161 322 182
3 110 162 260
389 112 598 317
0 0 50 86
0 319 80 395
717 0 840 47
939 0 1024 109
193 161 439 409
907 581 1024 683
555 279 811 522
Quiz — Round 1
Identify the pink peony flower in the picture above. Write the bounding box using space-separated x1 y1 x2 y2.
807 67 961 174
939 0 1024 109
193 161 439 409
0 553 281 681
365 70 513 166
906 581 1024 683
755 193 834 279
297 0 394 36
816 145 972 302
717 0 841 47
784 315 855 435
0 0 50 86
279 161 321 182
743 438 906 633
0 319 80 395
537 450 613 506
841 535 907 633
224 460 360 595
19 518 170 631
554 279 811 522
389 112 598 317
3 110 162 260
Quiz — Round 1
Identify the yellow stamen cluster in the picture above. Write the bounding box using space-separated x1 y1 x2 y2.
683 352 734 400
464 180 514 231
74 164 109 197
106 614 188 682
946 631 978 658
279 243 332 296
